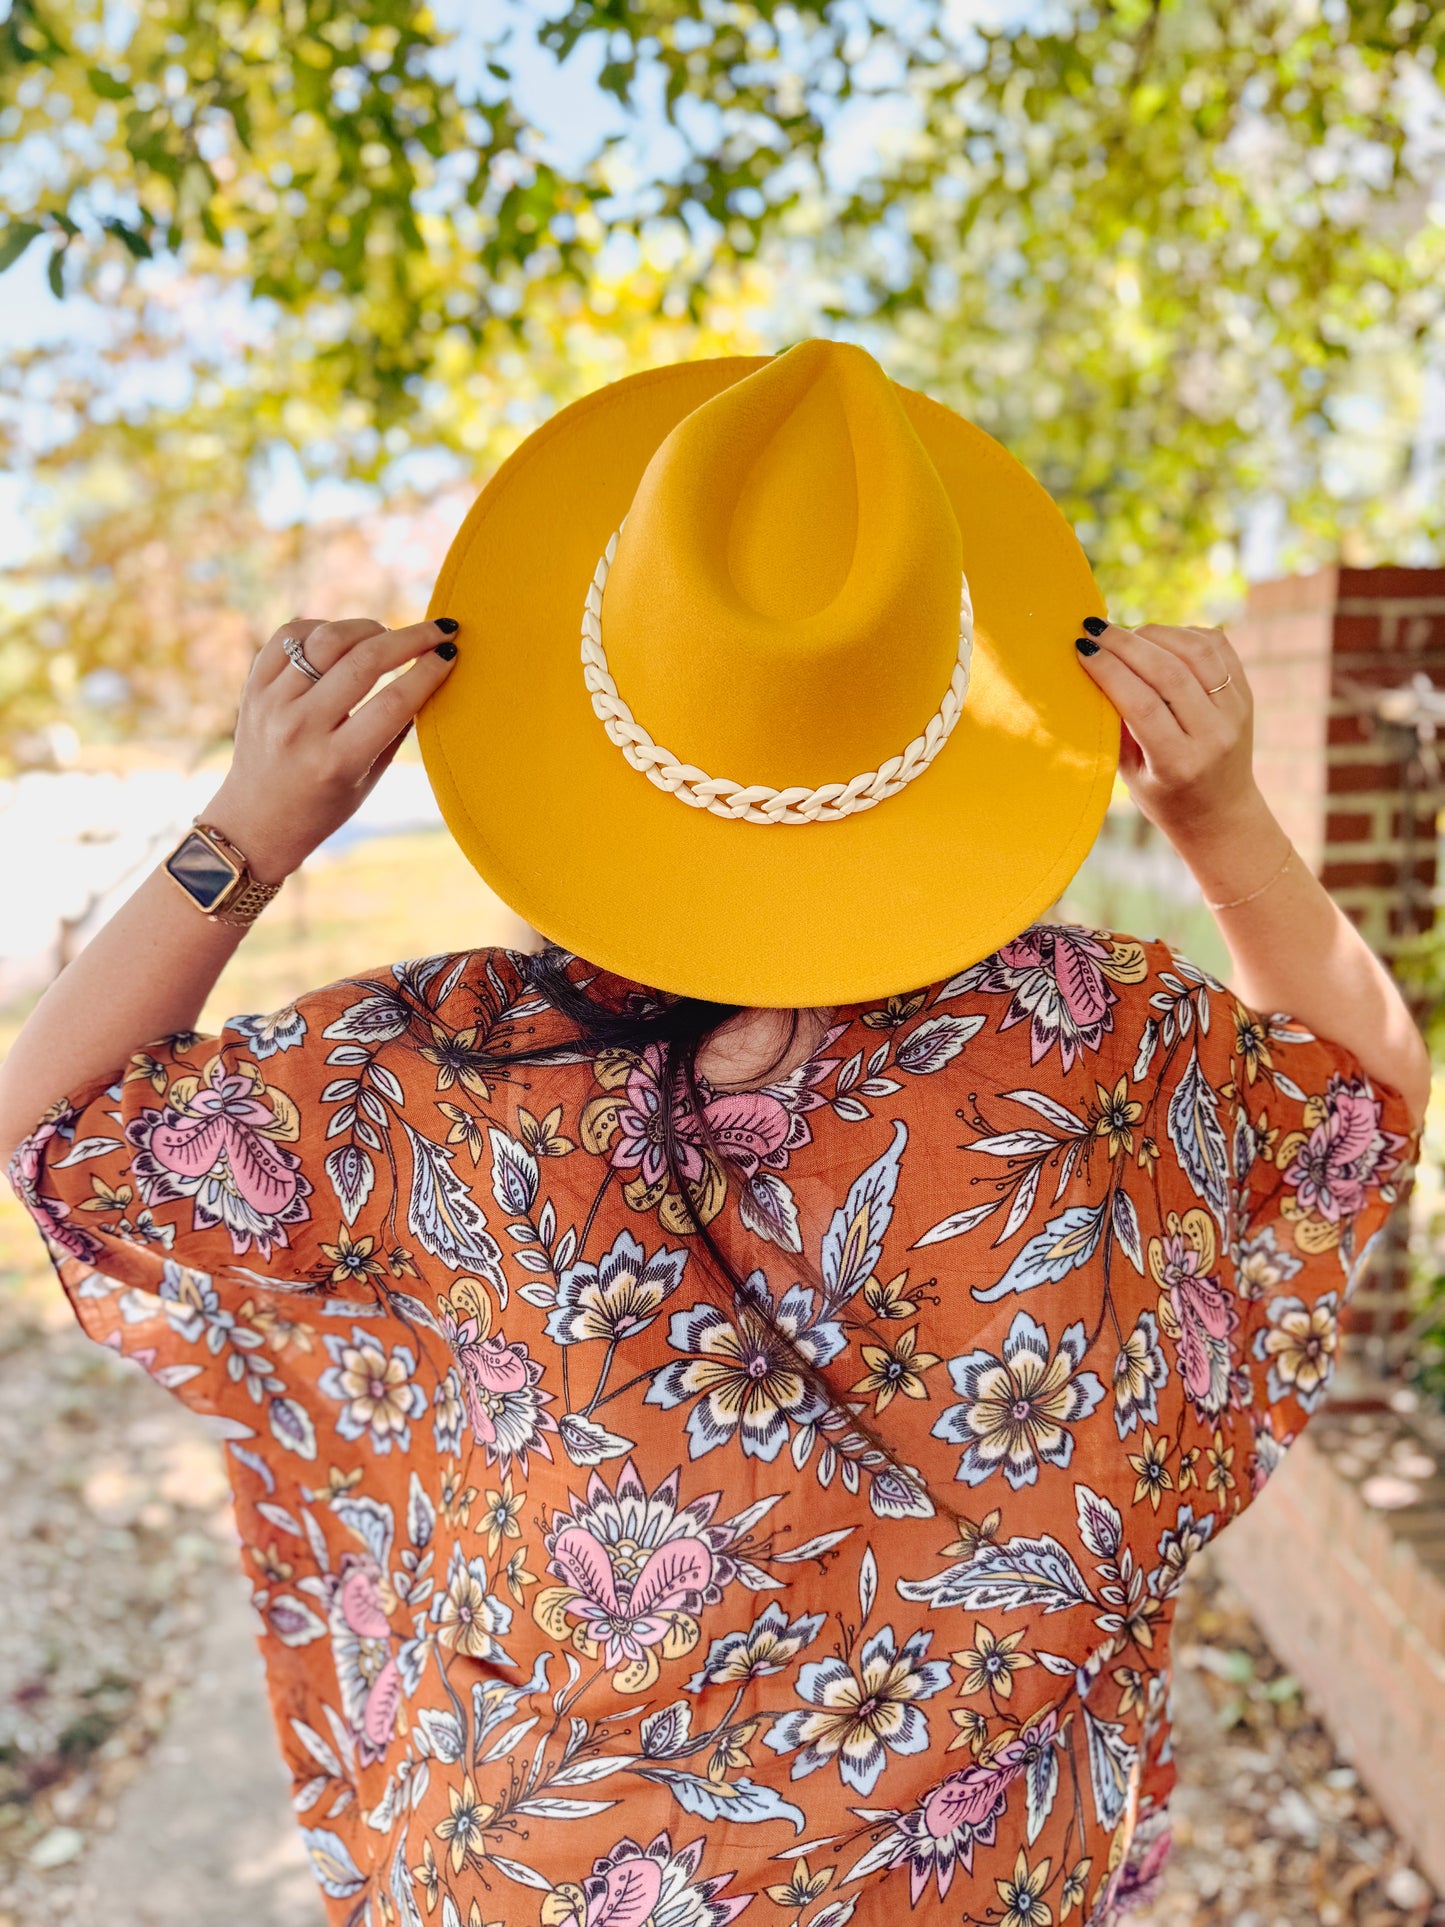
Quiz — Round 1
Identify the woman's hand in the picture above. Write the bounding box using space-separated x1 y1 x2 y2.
1071 618 1267 849
1073 615 1431 1123
200 614 460 882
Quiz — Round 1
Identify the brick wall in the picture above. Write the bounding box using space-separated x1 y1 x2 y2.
1228 565 1445 1356
1212 1409 1445 1888
1211 568 1445 1893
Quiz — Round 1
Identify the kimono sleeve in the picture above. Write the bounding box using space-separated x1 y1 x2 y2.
1148 938 1423 1445
6 973 408 1309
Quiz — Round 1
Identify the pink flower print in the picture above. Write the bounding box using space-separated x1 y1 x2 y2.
147 1063 298 1215
7 1114 103 1264
444 1318 558 1472
698 1090 791 1178
1282 1076 1392 1224
127 1054 311 1257
549 1833 752 1927
1168 1272 1239 1418
327 1554 401 1766
963 925 1120 1072
539 1523 716 1689
610 1047 701 1190
607 1045 792 1190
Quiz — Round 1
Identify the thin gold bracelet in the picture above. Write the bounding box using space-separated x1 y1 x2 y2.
1202 842 1297 912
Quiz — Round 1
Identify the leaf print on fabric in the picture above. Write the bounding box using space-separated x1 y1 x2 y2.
895 1014 985 1074
402 1122 506 1288
974 1204 1105 1304
1082 1704 1136 1829
821 1119 907 1304
1166 1042 1230 1227
324 1144 376 1228
932 1311 1105 1488
898 1532 1093 1616
736 1167 802 1254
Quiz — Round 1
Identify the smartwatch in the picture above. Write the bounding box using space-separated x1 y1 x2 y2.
163 820 283 927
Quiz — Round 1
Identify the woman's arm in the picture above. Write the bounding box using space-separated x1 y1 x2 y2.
1075 618 1433 1126
0 613 460 1163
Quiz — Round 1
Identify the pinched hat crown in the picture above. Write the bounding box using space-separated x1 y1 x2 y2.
588 342 970 819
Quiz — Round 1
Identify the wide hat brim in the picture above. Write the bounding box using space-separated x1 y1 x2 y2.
420 355 1118 1007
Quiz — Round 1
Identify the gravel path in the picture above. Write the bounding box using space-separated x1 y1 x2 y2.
1 1283 1441 1927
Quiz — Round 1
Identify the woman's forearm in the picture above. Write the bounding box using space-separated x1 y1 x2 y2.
1171 787 1433 1125
0 611 462 1166
0 863 248 1161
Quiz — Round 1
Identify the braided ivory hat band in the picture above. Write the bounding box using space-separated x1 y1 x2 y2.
581 527 975 826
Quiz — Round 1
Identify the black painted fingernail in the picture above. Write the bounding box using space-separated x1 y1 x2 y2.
1082 616 1108 637
434 616 459 635
434 640 458 660
1075 636 1100 656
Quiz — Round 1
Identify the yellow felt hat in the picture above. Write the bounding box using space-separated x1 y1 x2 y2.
419 341 1117 1007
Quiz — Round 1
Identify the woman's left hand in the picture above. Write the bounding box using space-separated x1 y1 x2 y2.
1072 619 1267 854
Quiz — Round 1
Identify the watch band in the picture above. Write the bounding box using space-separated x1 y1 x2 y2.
166 820 284 927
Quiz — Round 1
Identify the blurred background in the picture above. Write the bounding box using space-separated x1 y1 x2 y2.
3 0 1445 1920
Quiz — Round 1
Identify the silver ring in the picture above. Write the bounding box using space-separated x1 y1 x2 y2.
1206 673 1232 695
282 635 323 684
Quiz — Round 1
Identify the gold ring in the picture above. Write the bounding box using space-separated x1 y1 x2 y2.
1206 673 1232 695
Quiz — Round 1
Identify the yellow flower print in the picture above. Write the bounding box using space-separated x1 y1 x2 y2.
1206 1428 1236 1496
947 1705 992 1755
518 1103 575 1156
1128 1430 1173 1510
478 1470 524 1556
420 1022 492 1099
851 1324 941 1411
1092 1074 1143 1158
411 1837 440 1911
951 1621 1036 1700
996 1847 1053 1927
433 1773 495 1874
319 1229 385 1287
765 1856 836 1907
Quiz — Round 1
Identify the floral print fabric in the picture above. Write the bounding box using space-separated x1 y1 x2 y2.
10 928 1420 1927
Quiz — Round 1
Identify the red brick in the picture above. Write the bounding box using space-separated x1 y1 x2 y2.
1325 810 1377 843
1392 808 1441 838
1326 760 1410 794
1388 902 1436 936
1321 857 1436 889
1337 565 1445 599
1327 712 1376 747
1332 613 1386 652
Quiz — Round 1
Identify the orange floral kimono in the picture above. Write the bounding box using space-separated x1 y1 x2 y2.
10 926 1420 1927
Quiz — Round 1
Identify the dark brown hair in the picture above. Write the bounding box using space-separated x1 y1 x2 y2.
502 943 967 1527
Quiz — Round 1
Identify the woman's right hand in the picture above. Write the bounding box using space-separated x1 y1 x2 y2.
199 615 460 882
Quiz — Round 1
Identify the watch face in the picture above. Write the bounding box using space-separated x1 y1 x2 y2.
166 830 241 911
